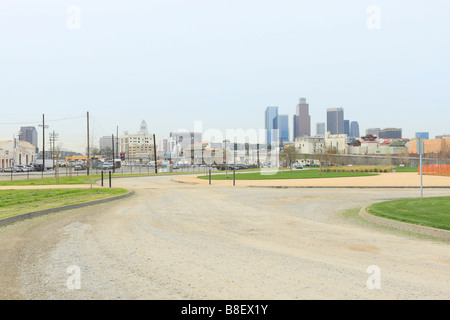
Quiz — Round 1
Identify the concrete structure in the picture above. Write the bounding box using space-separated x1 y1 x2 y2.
316 122 325 138
265 106 278 144
365 128 380 137
0 140 36 169
119 120 155 162
294 98 311 139
344 120 350 136
293 115 298 140
19 126 38 151
294 136 325 154
350 121 360 138
277 114 289 143
99 136 119 150
415 132 430 140
324 131 348 154
326 108 344 135
408 138 450 155
378 128 402 139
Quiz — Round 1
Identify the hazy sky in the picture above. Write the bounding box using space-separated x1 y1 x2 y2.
1 0 449 152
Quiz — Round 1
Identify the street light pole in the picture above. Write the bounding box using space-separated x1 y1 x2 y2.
38 114 49 178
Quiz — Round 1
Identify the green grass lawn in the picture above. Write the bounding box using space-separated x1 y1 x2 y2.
0 188 128 219
198 168 377 180
367 196 450 230
0 175 101 186
0 171 214 186
394 166 418 173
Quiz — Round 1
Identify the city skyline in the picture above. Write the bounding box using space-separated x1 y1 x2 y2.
1 1 449 152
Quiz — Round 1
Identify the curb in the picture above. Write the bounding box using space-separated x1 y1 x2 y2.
0 191 133 228
358 205 450 240
170 179 198 185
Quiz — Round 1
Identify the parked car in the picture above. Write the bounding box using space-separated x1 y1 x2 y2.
294 163 303 169
74 164 85 171
13 166 24 172
25 165 35 171
102 162 114 170
2 166 16 172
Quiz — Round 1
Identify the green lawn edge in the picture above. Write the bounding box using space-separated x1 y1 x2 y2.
0 188 129 219
367 196 450 231
198 169 378 180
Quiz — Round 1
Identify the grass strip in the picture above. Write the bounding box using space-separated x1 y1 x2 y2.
198 169 377 180
0 188 128 219
367 196 450 230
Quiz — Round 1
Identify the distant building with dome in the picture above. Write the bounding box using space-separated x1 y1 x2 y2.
119 120 155 162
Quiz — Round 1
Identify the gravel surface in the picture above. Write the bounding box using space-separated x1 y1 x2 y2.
0 175 449 299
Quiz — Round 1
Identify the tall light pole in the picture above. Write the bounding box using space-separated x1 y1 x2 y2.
86 111 90 176
153 133 158 174
38 114 49 177
12 131 22 166
50 130 59 169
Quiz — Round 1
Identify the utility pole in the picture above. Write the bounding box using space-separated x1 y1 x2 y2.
49 130 59 169
116 126 119 163
112 134 115 173
86 111 90 176
38 114 49 178
153 133 158 174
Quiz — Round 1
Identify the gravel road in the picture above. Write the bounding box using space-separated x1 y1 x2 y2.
0 175 449 299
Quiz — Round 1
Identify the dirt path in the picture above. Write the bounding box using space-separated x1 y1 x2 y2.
0 175 449 299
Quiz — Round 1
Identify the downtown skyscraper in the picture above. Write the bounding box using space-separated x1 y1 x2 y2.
350 121 360 138
293 97 311 140
265 106 289 144
265 106 279 144
327 108 344 135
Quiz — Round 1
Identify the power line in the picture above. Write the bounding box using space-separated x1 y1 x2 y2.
0 115 85 125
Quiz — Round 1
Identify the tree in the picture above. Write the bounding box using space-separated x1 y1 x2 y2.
280 146 299 170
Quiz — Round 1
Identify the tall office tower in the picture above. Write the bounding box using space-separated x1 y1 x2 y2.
99 136 119 150
19 126 38 151
378 128 402 139
293 115 299 140
294 98 311 138
350 121 360 138
276 114 289 143
415 132 429 139
265 106 279 144
326 108 344 134
365 128 380 137
316 122 325 138
344 120 350 136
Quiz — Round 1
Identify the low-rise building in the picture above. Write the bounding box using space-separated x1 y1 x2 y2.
0 140 36 169
294 136 325 154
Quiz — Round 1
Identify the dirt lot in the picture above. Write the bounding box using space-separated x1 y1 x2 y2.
0 174 449 299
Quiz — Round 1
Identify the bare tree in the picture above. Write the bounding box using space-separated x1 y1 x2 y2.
280 146 298 171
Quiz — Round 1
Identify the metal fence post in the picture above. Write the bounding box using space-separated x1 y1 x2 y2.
233 168 235 186
101 171 104 187
209 169 211 185
109 171 111 188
